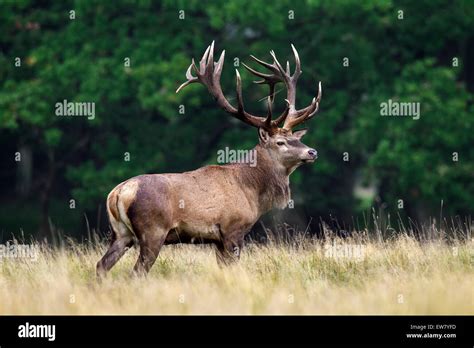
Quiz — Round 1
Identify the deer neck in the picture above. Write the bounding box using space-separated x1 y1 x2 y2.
238 144 291 214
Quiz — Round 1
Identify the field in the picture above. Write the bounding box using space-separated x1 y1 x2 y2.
0 230 472 315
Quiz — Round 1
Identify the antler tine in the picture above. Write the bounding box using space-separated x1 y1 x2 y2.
265 96 273 129
272 99 290 126
177 41 272 130
249 54 281 74
176 62 198 93
283 81 322 129
290 44 302 80
242 62 277 82
234 69 270 128
235 69 245 114
205 41 215 74
199 44 211 72
294 81 322 118
268 84 276 103
302 81 322 120
214 49 225 78
268 49 298 112
269 50 287 78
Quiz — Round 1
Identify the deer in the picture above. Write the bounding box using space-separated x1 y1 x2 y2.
96 42 322 278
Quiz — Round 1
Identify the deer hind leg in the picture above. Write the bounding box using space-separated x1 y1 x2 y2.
215 229 246 266
133 227 169 276
96 220 134 280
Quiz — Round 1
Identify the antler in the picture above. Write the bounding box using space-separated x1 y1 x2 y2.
176 41 289 132
176 42 320 132
242 44 322 131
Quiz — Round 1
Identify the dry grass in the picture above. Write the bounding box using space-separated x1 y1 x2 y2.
0 233 472 314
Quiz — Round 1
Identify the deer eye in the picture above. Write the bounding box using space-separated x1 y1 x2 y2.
276 141 285 146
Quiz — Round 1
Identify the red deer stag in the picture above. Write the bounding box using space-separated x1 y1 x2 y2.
97 42 322 277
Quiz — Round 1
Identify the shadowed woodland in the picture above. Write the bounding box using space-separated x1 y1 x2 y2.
1 0 473 241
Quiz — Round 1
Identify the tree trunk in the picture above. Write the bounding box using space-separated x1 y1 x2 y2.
38 150 55 240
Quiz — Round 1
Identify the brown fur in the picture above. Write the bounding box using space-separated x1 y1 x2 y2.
97 130 316 277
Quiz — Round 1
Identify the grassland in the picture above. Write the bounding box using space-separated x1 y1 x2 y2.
0 230 472 315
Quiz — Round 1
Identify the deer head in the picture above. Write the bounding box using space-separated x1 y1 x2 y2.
176 41 322 173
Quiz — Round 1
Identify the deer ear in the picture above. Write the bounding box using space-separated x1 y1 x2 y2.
258 128 270 143
292 128 308 140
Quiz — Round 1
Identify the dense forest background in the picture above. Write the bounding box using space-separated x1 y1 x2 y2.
1 0 473 241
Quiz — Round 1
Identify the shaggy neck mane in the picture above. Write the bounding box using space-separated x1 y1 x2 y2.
235 144 290 213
